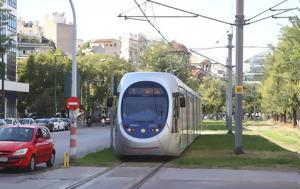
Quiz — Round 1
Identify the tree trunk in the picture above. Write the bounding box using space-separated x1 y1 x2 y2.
283 110 287 123
292 108 297 127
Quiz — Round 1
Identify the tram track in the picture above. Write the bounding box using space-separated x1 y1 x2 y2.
66 160 167 189
128 162 165 189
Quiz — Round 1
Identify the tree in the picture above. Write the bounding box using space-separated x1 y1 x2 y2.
260 19 300 126
138 41 192 83
198 76 225 116
243 83 262 119
77 54 135 114
17 50 70 116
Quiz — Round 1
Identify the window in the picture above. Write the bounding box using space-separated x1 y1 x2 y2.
42 128 50 139
8 13 16 33
121 81 168 123
8 0 17 9
7 40 16 81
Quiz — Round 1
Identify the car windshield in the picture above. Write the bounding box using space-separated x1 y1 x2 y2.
121 81 168 123
50 119 58 122
0 127 34 142
36 119 48 124
19 119 30 124
0 119 6 126
4 119 12 124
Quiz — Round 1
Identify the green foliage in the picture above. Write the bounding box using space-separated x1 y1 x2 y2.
243 83 262 115
17 50 135 116
78 54 135 112
198 76 225 115
260 19 300 124
138 41 192 83
17 50 70 116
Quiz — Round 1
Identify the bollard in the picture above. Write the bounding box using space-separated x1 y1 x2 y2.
64 152 70 168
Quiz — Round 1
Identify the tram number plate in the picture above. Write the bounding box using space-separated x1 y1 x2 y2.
0 157 8 162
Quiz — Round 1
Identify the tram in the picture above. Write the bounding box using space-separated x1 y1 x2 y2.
114 72 202 156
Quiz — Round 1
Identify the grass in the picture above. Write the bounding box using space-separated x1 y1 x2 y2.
74 148 120 167
172 134 299 170
172 120 300 170
245 121 300 152
202 120 232 131
74 120 300 171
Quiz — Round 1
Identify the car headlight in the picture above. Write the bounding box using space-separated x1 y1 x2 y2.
13 148 28 156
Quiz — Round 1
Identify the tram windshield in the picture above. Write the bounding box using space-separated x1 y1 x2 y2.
121 82 168 123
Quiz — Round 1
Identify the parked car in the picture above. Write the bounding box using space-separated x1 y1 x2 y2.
4 118 19 125
49 118 64 131
35 118 54 132
0 119 7 126
0 125 55 171
60 118 71 130
18 118 35 125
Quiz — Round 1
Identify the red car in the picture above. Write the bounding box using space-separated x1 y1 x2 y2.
0 125 55 171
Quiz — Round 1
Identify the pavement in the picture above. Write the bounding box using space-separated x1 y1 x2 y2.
1 165 299 189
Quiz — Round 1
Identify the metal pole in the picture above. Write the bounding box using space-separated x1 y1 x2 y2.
54 69 57 114
110 73 114 149
69 0 78 161
234 0 244 154
1 53 4 118
226 33 233 134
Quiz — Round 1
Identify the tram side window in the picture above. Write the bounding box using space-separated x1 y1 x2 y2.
172 94 179 133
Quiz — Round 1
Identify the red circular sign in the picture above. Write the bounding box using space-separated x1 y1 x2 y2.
66 96 80 111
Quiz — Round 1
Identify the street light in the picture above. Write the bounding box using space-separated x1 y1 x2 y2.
69 0 77 161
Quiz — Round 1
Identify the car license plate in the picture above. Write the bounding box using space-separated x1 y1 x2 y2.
0 157 8 162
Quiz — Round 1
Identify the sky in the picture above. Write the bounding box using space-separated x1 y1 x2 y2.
18 0 300 65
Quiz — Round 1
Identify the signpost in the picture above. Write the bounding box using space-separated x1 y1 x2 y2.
67 96 80 111
66 96 79 162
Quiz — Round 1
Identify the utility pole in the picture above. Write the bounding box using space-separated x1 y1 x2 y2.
226 33 233 134
1 53 4 118
69 0 78 161
234 0 244 154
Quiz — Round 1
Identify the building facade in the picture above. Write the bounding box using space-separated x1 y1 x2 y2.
120 33 150 65
83 39 121 56
1 0 29 118
244 50 270 83
17 19 55 59
44 12 72 57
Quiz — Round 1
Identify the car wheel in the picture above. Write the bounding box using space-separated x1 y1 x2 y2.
27 155 36 172
46 152 55 167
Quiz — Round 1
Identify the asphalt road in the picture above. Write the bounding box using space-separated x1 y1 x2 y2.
53 125 111 165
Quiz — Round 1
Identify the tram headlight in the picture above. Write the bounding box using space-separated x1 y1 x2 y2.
151 128 160 133
127 128 135 132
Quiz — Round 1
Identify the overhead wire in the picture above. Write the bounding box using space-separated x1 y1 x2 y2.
246 8 292 25
118 1 147 16
245 0 288 22
146 0 234 26
133 0 176 51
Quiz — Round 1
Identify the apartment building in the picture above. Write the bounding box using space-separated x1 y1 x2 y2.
44 12 72 57
1 0 29 117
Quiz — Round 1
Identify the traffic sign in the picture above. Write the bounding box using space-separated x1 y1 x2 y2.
235 85 243 94
66 96 80 111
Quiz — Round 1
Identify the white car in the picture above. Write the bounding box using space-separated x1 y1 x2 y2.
4 118 19 125
18 118 36 125
49 118 64 131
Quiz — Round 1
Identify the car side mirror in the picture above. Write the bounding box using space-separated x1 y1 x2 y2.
180 96 186 107
107 96 113 108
